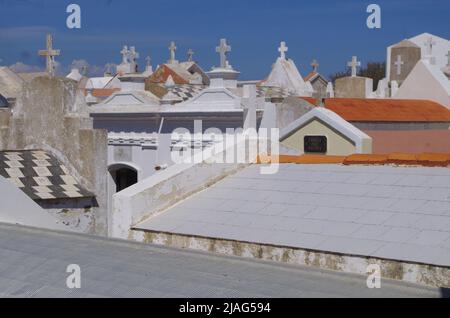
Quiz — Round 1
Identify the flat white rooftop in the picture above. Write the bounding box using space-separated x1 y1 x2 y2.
137 164 450 267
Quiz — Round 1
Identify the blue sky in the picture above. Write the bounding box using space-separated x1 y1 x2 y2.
0 0 449 79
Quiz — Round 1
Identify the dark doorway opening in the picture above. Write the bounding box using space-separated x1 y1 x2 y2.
110 166 138 193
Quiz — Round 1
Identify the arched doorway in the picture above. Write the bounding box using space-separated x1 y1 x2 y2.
108 164 138 193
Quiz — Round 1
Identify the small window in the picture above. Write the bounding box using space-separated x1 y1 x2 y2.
304 136 327 154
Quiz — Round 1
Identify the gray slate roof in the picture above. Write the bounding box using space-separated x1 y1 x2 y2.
137 164 450 267
0 223 440 297
0 150 93 201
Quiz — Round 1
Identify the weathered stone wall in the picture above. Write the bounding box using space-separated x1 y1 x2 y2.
137 230 450 289
275 96 314 130
311 78 328 101
390 46 421 85
0 76 108 235
335 76 373 98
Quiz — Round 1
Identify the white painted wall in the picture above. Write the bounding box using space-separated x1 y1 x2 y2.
394 60 450 109
0 177 66 230
387 33 450 82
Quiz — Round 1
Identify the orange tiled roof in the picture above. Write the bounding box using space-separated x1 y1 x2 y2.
147 64 189 85
324 98 450 122
85 88 120 98
257 153 450 167
303 71 318 82
299 97 317 105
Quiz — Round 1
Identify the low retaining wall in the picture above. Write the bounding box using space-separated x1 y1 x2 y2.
134 229 450 289
111 141 251 239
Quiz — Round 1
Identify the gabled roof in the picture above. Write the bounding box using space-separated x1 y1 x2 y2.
394 60 450 108
100 90 160 106
85 76 115 89
147 64 189 85
280 107 371 153
84 88 120 98
392 39 420 48
324 98 450 122
304 71 328 83
303 71 317 82
261 58 309 96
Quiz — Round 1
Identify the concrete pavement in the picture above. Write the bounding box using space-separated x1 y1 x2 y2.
0 223 444 298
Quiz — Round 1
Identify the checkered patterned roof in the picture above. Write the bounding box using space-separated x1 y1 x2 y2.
169 84 207 102
0 150 94 201
167 84 292 104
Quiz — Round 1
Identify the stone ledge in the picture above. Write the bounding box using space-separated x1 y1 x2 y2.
134 229 450 289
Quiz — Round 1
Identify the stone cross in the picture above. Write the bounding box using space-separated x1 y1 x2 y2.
347 56 361 77
120 46 129 64
311 59 319 72
394 55 404 76
129 47 139 63
187 49 194 62
168 41 177 63
105 63 114 75
216 38 231 69
278 41 288 60
80 65 87 76
38 34 60 76
424 36 436 56
145 56 152 67
129 46 139 73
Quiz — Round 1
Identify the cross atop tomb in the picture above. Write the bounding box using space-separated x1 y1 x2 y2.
278 41 288 60
424 36 436 56
105 63 114 75
120 46 129 64
394 55 404 76
145 56 151 67
38 34 60 76
347 56 361 77
129 46 139 73
130 46 139 61
80 65 87 76
311 59 319 72
187 49 194 62
216 38 231 69
168 41 177 64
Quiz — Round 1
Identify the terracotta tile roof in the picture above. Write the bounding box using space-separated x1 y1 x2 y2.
299 97 318 105
256 153 450 167
303 71 318 82
85 88 120 98
324 98 450 122
147 65 189 85
342 154 389 165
